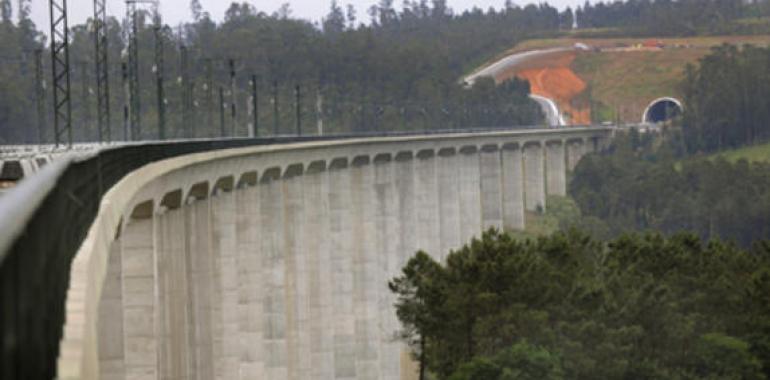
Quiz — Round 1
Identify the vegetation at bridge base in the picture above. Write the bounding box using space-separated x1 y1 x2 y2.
390 229 770 380
569 130 770 247
713 141 770 164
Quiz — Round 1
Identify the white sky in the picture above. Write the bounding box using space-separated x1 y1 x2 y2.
27 0 585 33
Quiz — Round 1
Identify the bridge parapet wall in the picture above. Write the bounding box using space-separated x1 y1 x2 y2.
54 128 609 379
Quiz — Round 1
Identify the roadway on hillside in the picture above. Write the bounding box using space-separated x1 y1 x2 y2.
464 47 581 126
464 47 574 85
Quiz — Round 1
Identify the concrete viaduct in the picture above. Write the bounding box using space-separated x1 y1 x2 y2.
0 127 611 380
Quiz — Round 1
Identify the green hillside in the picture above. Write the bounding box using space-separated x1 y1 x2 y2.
713 141 770 163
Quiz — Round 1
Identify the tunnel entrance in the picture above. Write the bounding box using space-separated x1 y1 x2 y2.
643 97 682 124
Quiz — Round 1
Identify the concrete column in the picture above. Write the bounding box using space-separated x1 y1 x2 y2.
524 142 546 212
210 191 239 379
394 151 421 380
566 139 585 171
121 216 157 380
282 164 308 380
437 149 461 256
458 147 482 244
546 141 566 197
394 152 417 270
260 169 287 379
98 238 124 379
156 207 192 380
234 183 264 379
479 146 504 231
328 159 356 380
350 156 380 380
415 150 440 258
303 162 334 379
501 144 526 231
374 154 401 380
186 198 215 380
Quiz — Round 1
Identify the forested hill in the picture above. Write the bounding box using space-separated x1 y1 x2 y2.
1 1 563 143
5 0 770 143
575 0 770 36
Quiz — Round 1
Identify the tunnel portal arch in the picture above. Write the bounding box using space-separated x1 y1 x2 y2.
642 97 683 124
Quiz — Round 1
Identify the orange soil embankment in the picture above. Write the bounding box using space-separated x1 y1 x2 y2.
496 51 591 125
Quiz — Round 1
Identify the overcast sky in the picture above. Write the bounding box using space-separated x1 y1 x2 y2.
27 0 585 33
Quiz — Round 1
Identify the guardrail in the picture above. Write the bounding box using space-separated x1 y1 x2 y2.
0 125 583 379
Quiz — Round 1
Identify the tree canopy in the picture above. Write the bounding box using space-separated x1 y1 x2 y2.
682 44 770 153
391 229 770 379
0 1 558 144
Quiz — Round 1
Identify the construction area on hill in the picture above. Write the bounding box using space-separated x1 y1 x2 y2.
474 35 770 125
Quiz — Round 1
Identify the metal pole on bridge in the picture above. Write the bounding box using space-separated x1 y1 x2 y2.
251 74 258 137
124 0 157 140
181 45 191 138
219 86 226 137
229 58 237 137
94 0 111 143
204 59 213 137
79 60 92 141
154 26 166 140
272 80 279 136
295 84 301 136
126 1 140 140
49 0 73 147
34 49 46 144
121 62 129 141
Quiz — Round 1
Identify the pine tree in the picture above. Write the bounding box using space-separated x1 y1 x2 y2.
190 0 202 21
322 0 345 34
1 0 12 24
16 0 28 23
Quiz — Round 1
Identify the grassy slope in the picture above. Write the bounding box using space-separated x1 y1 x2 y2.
713 141 770 163
571 36 770 123
572 49 701 122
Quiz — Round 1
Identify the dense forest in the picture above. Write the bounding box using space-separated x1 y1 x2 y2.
682 44 770 153
575 0 770 35
0 0 562 144
570 131 770 247
391 230 770 379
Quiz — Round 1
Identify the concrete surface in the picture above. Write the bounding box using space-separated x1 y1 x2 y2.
57 128 609 379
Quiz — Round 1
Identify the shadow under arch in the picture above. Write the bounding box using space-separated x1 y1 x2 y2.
642 97 683 124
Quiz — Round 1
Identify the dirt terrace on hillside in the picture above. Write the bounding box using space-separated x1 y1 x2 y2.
494 50 591 125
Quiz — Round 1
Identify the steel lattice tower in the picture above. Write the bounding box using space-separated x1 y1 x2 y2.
126 1 141 140
49 0 72 147
180 45 191 138
154 26 166 139
205 59 213 135
94 0 111 142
